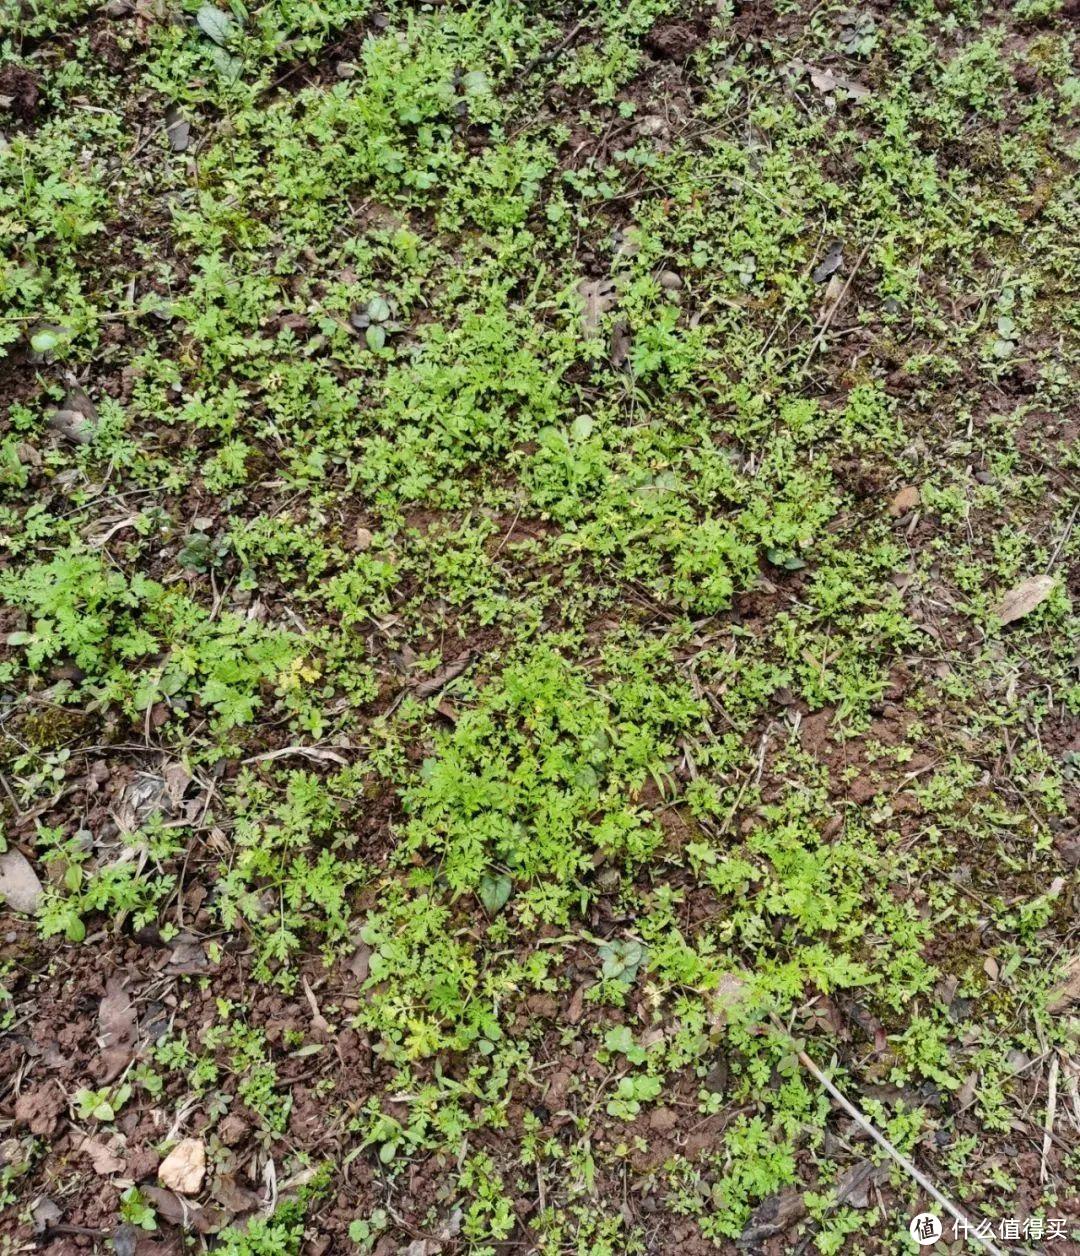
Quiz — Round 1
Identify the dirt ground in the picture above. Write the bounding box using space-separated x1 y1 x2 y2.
1 1 1079 1253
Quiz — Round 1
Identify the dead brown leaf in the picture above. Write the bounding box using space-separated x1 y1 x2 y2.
98 977 137 1081
1048 954 1080 1013
994 574 1056 626
162 761 192 807
566 983 585 1025
78 1134 126 1176
211 1171 262 1216
142 1185 224 1234
413 653 472 698
805 63 871 100
889 485 920 517
346 940 371 982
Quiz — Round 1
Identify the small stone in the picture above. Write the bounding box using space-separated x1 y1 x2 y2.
158 1138 205 1196
355 526 374 551
0 849 43 914
658 270 683 291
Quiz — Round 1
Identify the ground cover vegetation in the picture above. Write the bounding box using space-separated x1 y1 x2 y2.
0 0 1078 1251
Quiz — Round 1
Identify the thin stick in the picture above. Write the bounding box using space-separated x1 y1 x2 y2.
1041 1054 1059 1184
772 1017 1005 1256
516 20 584 82
800 238 875 371
242 745 350 767
1046 502 1078 572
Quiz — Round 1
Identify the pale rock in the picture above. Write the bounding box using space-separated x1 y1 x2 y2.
158 1138 205 1196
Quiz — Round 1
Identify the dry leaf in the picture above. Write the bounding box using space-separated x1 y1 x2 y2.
163 761 192 807
1048 954 1080 1013
739 1188 809 1245
956 1071 978 1109
78 1135 126 1176
807 64 871 100
609 318 632 368
413 653 472 698
566 983 585 1025
816 271 846 325
995 574 1055 626
158 1138 206 1195
98 977 137 1082
142 1185 223 1233
0 849 43 914
888 485 920 517
211 1171 262 1215
346 940 371 982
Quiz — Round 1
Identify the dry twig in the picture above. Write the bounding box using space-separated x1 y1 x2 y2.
772 1016 1006 1256
1041 1054 1059 1184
